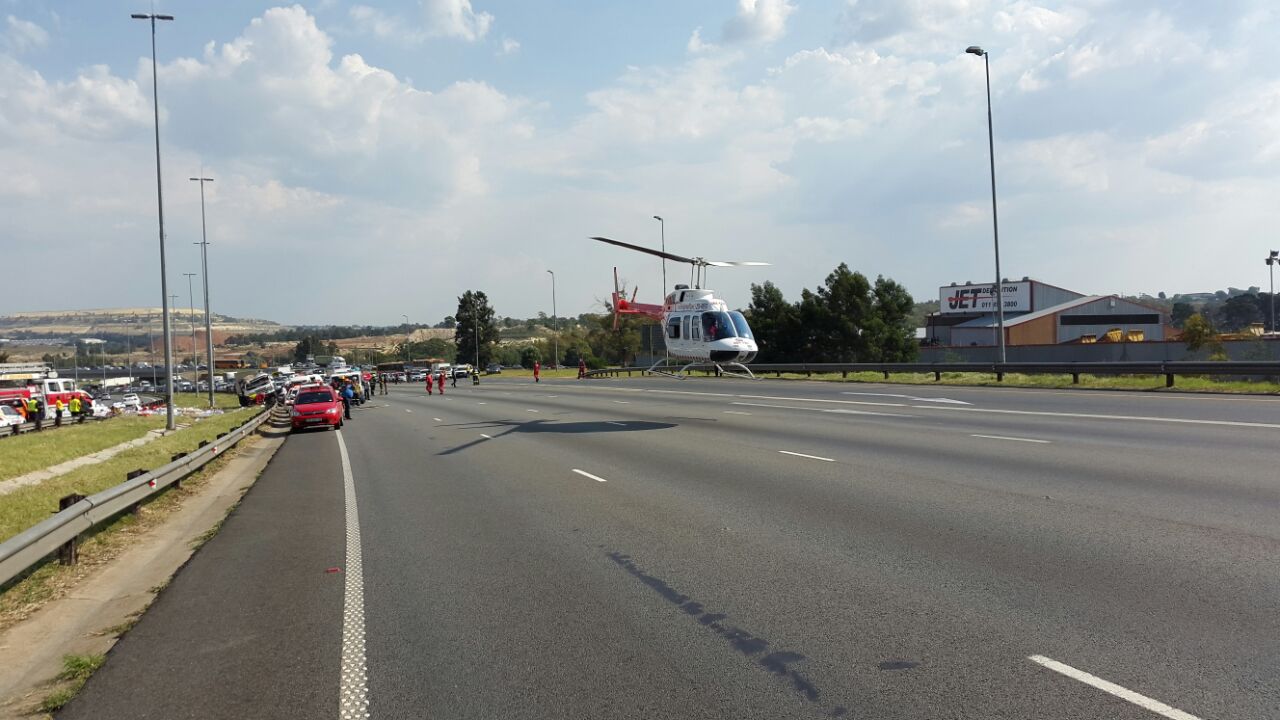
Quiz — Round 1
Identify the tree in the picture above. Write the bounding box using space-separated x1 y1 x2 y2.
454 291 501 366
293 335 324 363
1181 313 1219 353
0 351 8 363
745 281 800 362
1170 302 1195 328
862 276 918 362
520 346 542 368
1217 294 1263 331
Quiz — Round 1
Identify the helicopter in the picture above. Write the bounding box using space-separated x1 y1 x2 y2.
591 236 769 379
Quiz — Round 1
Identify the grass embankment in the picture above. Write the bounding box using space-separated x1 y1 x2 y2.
168 392 242 410
493 368 583 380
0 407 266 632
0 417 166 484
757 371 1280 394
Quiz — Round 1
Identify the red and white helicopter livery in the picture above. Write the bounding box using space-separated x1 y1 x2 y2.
592 236 769 379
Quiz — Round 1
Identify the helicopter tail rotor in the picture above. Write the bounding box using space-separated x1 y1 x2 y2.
612 267 622 331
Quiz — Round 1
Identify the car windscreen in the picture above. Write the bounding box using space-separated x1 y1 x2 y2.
297 391 334 404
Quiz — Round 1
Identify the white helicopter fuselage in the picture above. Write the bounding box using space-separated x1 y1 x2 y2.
660 287 758 364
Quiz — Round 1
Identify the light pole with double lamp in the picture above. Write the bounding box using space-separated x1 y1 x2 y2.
132 10 177 429
653 215 669 366
191 174 215 407
1267 250 1279 334
402 315 410 365
966 45 1007 364
546 269 558 368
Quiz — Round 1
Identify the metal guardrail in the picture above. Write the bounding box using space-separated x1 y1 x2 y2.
0 406 275 589
1 414 108 439
585 361 1280 387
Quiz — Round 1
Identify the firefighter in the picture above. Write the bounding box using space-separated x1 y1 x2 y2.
425 373 433 395
70 395 83 423
437 369 446 395
28 396 43 431
578 358 587 379
54 398 65 427
533 360 541 383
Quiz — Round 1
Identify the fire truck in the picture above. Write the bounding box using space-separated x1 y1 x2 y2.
0 363 93 412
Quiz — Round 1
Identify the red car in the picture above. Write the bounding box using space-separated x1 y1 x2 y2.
290 385 344 432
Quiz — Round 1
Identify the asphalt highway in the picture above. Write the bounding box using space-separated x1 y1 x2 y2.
61 377 1280 719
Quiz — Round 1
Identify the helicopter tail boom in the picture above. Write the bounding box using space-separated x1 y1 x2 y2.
611 266 664 329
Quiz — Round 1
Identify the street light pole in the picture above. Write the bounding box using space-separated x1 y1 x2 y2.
191 174 215 408
546 269 558 368
653 215 669 366
183 273 197 378
473 295 480 372
1267 251 1279 334
967 45 1006 364
133 11 177 429
402 314 410 365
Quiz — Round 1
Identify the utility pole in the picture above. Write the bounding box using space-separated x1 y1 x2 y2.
191 174 215 407
183 273 198 379
653 215 668 366
966 46 1006 364
546 269 558 368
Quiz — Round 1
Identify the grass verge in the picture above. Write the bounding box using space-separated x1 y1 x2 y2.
490 368 583 380
170 392 242 410
0 416 166 484
0 412 264 633
749 370 1280 394
38 653 105 713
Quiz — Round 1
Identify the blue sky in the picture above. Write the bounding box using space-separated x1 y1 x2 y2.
4 1 1279 325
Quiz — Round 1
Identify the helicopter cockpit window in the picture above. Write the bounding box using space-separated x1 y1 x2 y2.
667 318 681 339
729 311 754 340
701 312 738 341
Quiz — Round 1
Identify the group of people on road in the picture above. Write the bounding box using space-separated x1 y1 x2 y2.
15 394 93 431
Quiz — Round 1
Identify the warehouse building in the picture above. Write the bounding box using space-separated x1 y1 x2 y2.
926 279 1169 347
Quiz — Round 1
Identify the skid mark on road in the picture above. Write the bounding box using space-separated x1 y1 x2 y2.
607 551 848 716
336 432 369 720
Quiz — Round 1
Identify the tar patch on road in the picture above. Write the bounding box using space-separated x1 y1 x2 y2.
606 550 849 717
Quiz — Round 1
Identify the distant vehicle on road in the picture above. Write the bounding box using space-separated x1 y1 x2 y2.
121 393 142 410
452 367 470 378
290 387 343 432
485 363 501 374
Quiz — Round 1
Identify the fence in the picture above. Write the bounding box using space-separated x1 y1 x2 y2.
586 361 1280 388
0 406 275 589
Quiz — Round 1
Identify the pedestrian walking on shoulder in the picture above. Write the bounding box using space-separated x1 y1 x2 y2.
341 382 354 419
425 374 433 395
451 368 458 388
437 371 446 395
578 358 587 379
533 361 541 383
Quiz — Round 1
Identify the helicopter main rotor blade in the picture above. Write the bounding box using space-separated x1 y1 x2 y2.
590 236 698 265
706 260 771 267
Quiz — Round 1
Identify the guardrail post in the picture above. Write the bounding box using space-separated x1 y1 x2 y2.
1166 373 1175 388
996 371 1004 382
126 469 147 514
935 371 941 382
171 452 189 488
1072 372 1080 384
57 494 86 565
841 370 848 379
883 369 890 380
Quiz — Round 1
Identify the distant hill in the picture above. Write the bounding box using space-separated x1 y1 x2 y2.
0 308 286 337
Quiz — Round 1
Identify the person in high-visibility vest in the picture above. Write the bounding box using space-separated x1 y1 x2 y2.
54 398 65 427
26 396 42 431
70 396 83 424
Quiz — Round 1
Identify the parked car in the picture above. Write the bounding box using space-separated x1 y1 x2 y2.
121 393 142 410
290 386 344 432
0 404 24 428
485 363 502 374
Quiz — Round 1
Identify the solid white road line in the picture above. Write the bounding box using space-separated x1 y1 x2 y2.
335 432 369 720
605 421 626 426
1027 656 1202 720
778 450 835 462
733 401 913 418
970 434 1051 444
572 468 609 483
844 391 971 405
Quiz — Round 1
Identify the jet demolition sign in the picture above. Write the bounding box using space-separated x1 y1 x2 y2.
940 282 1030 314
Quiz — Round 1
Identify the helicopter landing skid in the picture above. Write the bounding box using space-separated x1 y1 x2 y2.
645 360 757 380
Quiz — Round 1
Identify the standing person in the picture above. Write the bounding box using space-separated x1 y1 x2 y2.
69 395 81 422
578 358 587 379
533 360 541 383
437 370 446 395
24 396 37 429
451 367 459 389
340 381 354 419
54 398 65 427
425 373 433 395
32 396 44 431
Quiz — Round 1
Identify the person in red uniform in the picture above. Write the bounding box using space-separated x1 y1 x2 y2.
577 358 587 379
533 360 541 383
425 373 433 395
437 370 446 395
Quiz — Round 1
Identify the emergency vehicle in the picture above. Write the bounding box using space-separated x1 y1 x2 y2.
0 363 93 412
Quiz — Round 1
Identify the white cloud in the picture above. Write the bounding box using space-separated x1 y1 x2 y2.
722 0 796 44
686 27 713 54
349 5 419 42
499 36 520 56
4 15 49 53
423 0 493 41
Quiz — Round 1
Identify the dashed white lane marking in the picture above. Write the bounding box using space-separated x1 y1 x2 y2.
480 433 494 439
527 409 540 413
477 402 487 405
335 431 369 720
405 409 412 413
572 468 609 483
1028 656 1202 720
971 434 1051 444
605 421 626 426
778 450 835 462
612 400 630 404
724 410 752 415
433 417 442 422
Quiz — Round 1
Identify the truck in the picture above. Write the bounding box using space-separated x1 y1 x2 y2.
0 363 93 413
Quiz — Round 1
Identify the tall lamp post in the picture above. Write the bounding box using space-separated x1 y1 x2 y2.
1267 250 1279 334
183 273 198 377
133 11 177 429
191 174 214 408
546 269 558 368
402 314 410 365
652 215 669 366
966 45 1006 364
